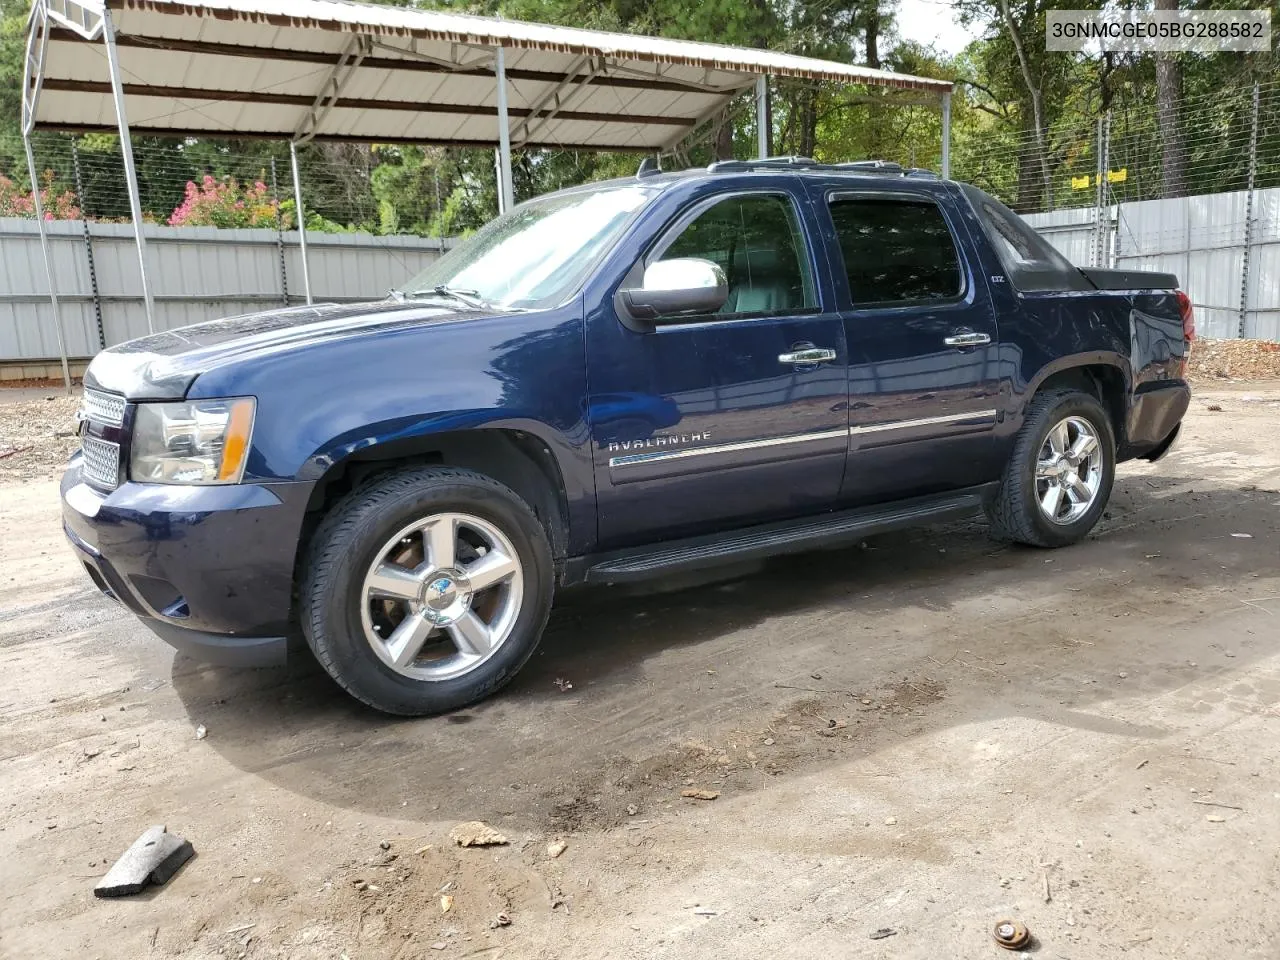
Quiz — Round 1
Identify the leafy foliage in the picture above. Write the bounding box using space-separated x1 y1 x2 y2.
0 170 79 219
168 175 291 229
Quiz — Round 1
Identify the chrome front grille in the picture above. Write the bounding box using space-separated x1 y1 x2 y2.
79 389 127 489
82 436 121 488
82 389 126 426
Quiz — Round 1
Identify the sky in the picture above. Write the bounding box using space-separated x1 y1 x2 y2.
894 0 984 57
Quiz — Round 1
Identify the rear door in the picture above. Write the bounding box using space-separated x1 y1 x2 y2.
814 184 1007 503
585 183 849 550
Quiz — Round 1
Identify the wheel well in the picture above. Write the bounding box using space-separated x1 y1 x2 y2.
1036 365 1126 441
297 428 571 570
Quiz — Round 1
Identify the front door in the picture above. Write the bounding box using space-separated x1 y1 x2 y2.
586 186 849 550
816 187 1006 503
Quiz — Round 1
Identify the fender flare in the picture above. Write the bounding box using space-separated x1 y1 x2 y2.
297 410 596 558
1008 352 1134 449
1021 351 1133 401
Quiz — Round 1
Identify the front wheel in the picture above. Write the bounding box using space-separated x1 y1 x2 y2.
300 466 554 715
987 389 1116 548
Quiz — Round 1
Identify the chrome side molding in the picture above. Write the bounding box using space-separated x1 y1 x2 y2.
607 409 999 468
609 428 846 468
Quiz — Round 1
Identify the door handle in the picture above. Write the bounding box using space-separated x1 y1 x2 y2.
778 348 837 365
943 331 991 347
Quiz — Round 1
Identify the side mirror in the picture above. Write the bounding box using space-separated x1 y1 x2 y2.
617 258 728 322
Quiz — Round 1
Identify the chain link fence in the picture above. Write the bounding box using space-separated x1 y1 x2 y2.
6 134 631 236
951 78 1279 215
7 76 1278 226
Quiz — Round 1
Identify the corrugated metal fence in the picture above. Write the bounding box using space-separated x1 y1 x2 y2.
1025 186 1280 341
0 218 450 362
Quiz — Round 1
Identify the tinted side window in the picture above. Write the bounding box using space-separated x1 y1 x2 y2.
659 194 815 316
829 196 963 306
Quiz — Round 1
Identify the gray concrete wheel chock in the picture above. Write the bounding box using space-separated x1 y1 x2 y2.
94 825 195 898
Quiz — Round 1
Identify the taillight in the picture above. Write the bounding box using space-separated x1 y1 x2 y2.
1176 289 1195 342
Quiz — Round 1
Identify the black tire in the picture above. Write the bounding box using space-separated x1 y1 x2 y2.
986 389 1116 548
300 466 554 715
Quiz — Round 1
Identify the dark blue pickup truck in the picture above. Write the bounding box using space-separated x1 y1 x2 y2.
62 158 1192 715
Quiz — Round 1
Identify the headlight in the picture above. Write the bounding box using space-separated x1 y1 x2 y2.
130 398 256 485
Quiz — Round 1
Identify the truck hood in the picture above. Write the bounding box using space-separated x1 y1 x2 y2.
84 300 496 400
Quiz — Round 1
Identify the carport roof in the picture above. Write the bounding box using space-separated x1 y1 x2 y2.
25 0 953 151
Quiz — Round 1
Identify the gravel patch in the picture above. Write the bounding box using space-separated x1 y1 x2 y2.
0 394 81 482
1188 338 1280 382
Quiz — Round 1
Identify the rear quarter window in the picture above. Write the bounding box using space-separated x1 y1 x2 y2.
958 183 1092 293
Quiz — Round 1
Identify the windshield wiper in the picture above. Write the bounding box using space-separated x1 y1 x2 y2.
402 284 489 309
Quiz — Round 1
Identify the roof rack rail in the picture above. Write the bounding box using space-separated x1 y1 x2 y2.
835 160 902 172
706 156 818 173
704 156 940 179
836 160 939 179
636 157 662 179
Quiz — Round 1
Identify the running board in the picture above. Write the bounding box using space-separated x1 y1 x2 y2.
580 484 995 584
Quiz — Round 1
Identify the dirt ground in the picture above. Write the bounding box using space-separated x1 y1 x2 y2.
0 392 79 483
2 383 1279 960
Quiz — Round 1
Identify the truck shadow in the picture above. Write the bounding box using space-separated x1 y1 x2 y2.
170 475 1280 830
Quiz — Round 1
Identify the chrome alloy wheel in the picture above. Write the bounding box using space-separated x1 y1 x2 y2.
359 512 523 681
1035 415 1104 525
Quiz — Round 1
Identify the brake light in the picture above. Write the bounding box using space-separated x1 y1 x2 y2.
1176 289 1195 342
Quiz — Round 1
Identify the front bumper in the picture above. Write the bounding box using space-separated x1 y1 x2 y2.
61 457 314 668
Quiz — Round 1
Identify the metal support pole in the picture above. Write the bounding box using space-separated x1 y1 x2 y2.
1094 116 1106 268
270 158 289 306
433 166 443 238
494 47 514 213
1102 112 1113 267
23 136 72 393
756 75 768 159
1113 200 1122 268
494 149 506 216
1238 81 1260 339
289 141 313 305
940 90 951 178
101 7 154 334
72 139 105 349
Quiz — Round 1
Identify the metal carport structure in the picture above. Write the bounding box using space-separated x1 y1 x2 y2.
21 0 954 389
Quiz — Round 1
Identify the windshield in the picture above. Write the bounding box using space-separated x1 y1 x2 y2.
399 183 658 310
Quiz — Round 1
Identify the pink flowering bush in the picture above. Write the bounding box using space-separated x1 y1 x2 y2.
168 175 291 229
0 172 81 220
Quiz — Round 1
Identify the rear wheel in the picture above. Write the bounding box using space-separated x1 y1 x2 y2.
987 389 1116 548
300 466 554 715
